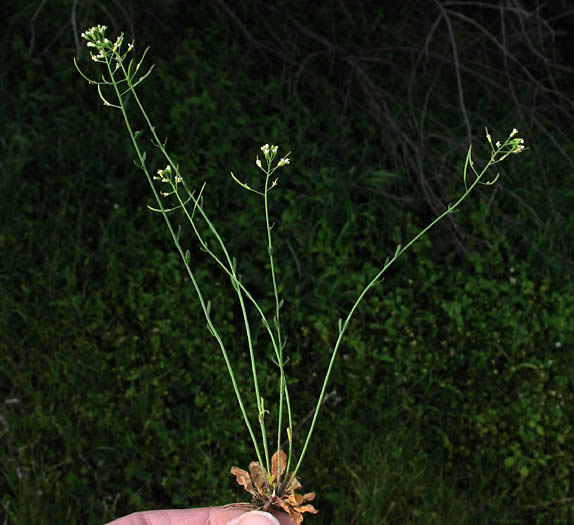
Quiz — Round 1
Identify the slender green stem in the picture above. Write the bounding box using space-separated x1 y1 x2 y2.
177 193 281 361
103 55 267 468
114 52 280 476
173 185 272 473
170 181 288 478
263 167 291 485
290 150 500 480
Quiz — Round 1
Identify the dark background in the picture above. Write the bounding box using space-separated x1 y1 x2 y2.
1 1 573 523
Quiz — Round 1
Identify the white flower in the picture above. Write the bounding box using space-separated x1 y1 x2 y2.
510 128 519 137
157 165 171 178
82 25 107 42
511 141 525 154
256 156 262 168
260 143 278 161
113 35 124 52
277 157 290 167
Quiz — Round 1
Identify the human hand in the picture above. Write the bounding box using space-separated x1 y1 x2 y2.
106 506 295 525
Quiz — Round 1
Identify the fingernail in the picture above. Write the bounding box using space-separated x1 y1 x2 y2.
228 510 280 525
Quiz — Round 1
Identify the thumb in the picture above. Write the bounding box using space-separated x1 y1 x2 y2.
227 510 280 525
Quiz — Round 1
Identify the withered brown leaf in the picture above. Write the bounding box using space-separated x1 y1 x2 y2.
230 449 319 523
271 449 287 481
230 466 257 499
249 461 267 496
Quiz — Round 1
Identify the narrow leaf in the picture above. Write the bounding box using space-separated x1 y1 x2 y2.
463 145 472 190
483 172 500 185
96 83 120 108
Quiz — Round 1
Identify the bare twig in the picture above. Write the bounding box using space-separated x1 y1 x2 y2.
433 0 472 143
212 0 574 261
28 0 49 56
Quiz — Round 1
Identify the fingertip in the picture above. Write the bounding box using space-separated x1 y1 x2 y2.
227 510 280 525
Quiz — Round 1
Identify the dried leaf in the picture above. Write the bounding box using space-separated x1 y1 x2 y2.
285 475 302 492
270 449 287 481
249 461 267 495
296 504 318 515
230 466 257 499
231 453 318 523
276 499 302 525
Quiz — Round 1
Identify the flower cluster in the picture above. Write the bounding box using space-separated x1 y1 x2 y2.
80 25 133 65
154 165 172 183
485 127 526 161
260 143 278 160
231 144 292 195
256 144 290 171
80 24 108 43
153 165 182 197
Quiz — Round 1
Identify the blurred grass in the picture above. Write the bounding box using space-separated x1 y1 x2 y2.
1 2 573 524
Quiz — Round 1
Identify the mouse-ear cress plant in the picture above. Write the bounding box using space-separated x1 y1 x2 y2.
75 25 526 523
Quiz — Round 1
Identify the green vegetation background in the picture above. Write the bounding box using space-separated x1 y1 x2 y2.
1 1 573 523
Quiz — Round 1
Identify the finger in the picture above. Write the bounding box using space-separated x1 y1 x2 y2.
105 508 212 524
210 507 294 525
105 506 295 525
225 510 280 525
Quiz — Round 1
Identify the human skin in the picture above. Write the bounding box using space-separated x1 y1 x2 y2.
106 506 295 525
